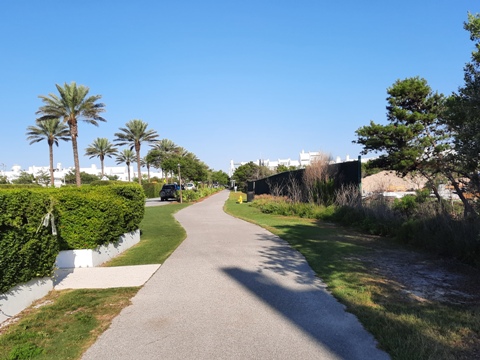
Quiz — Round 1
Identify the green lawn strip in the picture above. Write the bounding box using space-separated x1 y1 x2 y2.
104 203 189 266
225 192 480 360
0 288 138 360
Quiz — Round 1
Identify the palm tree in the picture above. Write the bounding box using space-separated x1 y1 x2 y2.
144 149 162 182
116 149 136 182
26 119 70 186
153 139 182 182
154 138 181 155
114 119 159 185
36 82 106 186
85 138 117 178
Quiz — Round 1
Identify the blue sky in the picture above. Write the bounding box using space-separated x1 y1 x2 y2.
0 1 477 174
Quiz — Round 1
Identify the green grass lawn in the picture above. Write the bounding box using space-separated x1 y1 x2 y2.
225 192 480 360
0 288 138 360
105 203 189 266
0 203 190 360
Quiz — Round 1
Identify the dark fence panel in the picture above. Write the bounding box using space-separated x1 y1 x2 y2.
247 169 304 195
330 160 361 188
247 160 360 201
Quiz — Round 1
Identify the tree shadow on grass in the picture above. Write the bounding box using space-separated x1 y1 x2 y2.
253 221 369 288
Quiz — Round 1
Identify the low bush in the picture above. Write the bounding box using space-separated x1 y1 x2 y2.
251 195 332 220
250 191 480 266
396 215 480 265
180 186 223 203
0 189 59 293
0 184 41 189
106 184 145 233
54 184 145 249
54 188 123 249
0 183 145 292
142 182 162 199
181 189 201 202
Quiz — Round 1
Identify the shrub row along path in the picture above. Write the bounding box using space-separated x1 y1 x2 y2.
82 191 390 360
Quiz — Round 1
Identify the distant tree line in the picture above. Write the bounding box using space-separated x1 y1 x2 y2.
23 82 228 187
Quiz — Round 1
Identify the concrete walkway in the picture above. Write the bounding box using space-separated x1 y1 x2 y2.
54 265 161 290
82 191 390 360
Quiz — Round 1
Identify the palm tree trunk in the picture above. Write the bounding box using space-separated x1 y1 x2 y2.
136 143 142 185
49 143 54 187
70 122 81 186
127 162 131 182
100 155 105 178
147 164 151 182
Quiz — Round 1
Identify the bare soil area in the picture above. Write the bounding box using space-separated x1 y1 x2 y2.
342 227 480 306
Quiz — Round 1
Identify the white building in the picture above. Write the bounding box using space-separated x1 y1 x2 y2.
229 150 358 177
1 163 165 187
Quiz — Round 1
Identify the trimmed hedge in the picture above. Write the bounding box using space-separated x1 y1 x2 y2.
0 189 59 293
0 183 145 293
142 182 162 199
53 184 145 249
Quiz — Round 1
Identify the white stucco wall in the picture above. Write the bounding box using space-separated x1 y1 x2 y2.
55 230 140 268
0 277 53 324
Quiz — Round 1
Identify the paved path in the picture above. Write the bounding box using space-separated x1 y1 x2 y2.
145 197 172 207
54 265 161 290
82 191 389 360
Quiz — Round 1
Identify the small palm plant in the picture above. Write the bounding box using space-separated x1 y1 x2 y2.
116 149 136 182
26 119 70 186
85 138 117 178
114 119 159 185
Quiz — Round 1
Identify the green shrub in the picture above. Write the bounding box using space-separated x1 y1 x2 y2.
0 189 59 293
0 184 41 189
313 179 335 206
107 184 145 233
0 183 145 292
179 186 223 203
181 189 201 202
54 188 125 249
251 191 480 266
393 195 417 217
89 180 125 186
251 195 331 219
142 182 162 199
396 215 480 265
54 184 145 249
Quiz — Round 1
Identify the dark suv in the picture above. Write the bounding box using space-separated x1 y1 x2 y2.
160 184 177 201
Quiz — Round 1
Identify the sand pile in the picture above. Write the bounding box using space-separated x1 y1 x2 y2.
362 171 427 193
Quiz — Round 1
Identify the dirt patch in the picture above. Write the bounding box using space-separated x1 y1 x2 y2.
362 170 427 193
345 233 480 305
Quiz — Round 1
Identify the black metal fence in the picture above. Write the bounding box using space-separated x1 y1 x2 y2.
247 160 361 202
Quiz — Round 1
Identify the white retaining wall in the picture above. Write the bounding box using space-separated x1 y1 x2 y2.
0 229 140 324
0 277 53 324
55 230 140 268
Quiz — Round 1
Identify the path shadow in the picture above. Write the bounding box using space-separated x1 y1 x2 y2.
222 267 389 360
255 232 321 286
53 268 74 286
